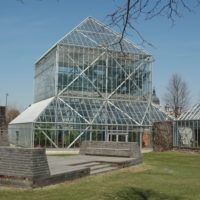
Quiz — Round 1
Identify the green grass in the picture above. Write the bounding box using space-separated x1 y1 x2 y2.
1 152 200 200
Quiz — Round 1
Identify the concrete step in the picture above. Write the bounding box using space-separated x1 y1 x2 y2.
77 162 100 168
90 166 119 175
90 164 111 170
69 162 100 167
69 161 120 175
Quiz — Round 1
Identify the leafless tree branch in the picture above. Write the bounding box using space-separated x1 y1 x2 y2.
16 0 200 50
107 0 200 47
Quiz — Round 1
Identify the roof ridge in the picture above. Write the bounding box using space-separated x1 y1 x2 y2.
87 17 150 55
35 16 150 64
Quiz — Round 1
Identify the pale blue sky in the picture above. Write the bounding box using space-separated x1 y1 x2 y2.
0 0 200 109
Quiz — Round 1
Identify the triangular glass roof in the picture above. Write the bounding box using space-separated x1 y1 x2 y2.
178 103 200 120
59 17 149 55
32 97 172 126
10 96 172 126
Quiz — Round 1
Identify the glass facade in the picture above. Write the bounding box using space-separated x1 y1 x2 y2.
57 46 150 99
34 48 56 103
8 17 171 148
174 103 200 148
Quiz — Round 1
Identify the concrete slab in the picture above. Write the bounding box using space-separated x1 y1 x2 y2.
47 155 142 176
0 149 142 188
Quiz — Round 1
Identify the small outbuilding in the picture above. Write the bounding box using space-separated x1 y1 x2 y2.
173 103 200 148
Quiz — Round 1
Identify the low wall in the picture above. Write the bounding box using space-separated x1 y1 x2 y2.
173 146 200 154
80 141 141 158
0 147 50 179
0 130 9 146
0 147 50 187
0 147 90 188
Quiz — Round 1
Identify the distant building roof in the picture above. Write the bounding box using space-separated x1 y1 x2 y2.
152 88 160 105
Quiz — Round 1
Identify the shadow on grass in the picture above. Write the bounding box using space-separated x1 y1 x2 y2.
105 187 183 200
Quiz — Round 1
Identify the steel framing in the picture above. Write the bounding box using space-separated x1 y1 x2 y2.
173 103 200 147
8 17 171 148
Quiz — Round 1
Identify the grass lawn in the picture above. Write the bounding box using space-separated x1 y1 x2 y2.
0 151 200 200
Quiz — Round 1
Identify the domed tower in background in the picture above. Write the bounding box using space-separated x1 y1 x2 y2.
152 88 160 105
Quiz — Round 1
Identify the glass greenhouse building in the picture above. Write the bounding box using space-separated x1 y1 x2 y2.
173 103 200 148
8 17 171 148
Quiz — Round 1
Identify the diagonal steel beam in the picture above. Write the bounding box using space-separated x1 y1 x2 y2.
108 101 140 125
36 127 58 148
79 31 105 49
107 61 144 99
67 101 107 149
58 51 106 96
66 53 105 98
67 126 90 149
58 97 90 124
108 52 144 93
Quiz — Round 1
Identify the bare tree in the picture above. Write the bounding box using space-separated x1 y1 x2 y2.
6 106 20 125
164 74 190 118
108 0 200 46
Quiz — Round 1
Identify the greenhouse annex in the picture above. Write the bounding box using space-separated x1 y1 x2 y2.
174 103 200 148
8 17 171 148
